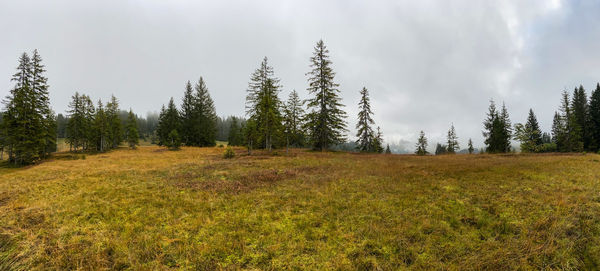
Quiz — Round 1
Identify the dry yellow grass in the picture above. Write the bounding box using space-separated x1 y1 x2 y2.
1 147 600 270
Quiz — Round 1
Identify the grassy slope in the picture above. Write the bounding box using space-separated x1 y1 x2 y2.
1 147 600 270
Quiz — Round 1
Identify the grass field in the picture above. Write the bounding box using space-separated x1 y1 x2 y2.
1 147 600 270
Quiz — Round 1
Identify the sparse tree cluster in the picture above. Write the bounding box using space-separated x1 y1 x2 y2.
483 100 512 153
65 93 131 152
156 77 217 150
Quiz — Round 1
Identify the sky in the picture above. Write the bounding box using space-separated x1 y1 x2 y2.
1 0 600 151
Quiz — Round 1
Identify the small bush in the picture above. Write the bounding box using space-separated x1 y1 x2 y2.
218 144 224 148
223 147 235 159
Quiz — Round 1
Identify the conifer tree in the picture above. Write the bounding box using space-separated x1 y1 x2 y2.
446 123 459 154
106 95 122 148
499 103 512 152
125 109 139 149
385 144 392 154
525 108 543 146
589 83 600 151
571 85 589 150
552 111 566 149
157 98 181 147
435 143 448 155
227 117 241 146
180 81 196 146
283 90 305 152
355 87 375 152
415 130 428 155
194 77 217 147
483 100 512 153
1 52 54 164
31 50 56 157
283 90 305 150
245 57 283 151
468 138 474 154
557 91 582 152
93 100 109 152
373 127 384 153
304 40 347 151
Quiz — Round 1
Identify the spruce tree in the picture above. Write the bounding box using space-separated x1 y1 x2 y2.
157 98 181 147
355 87 375 152
373 127 384 153
446 124 459 154
93 100 109 152
499 103 512 152
525 108 543 146
552 111 566 150
589 83 600 151
571 85 589 150
385 144 392 154
125 109 139 149
194 77 217 147
468 138 474 154
246 58 283 151
1 52 53 164
180 81 196 146
106 95 122 149
227 117 241 146
304 40 347 151
283 90 305 152
415 130 428 155
435 143 448 155
31 50 56 157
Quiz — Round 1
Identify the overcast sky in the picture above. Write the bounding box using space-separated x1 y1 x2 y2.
1 0 599 149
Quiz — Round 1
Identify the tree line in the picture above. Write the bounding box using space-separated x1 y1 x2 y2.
3 46 600 165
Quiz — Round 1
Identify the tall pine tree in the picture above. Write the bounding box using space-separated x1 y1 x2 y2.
245 57 283 151
446 123 459 154
304 40 347 151
194 77 217 147
355 87 375 152
283 90 305 151
571 85 589 150
157 98 181 148
125 109 139 149
589 83 600 151
415 130 428 155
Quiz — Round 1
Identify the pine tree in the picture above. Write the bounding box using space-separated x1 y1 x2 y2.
304 40 347 151
180 81 196 146
355 87 375 152
31 50 56 157
557 91 583 152
194 77 217 147
468 138 474 154
552 111 566 150
483 100 512 153
525 109 543 146
82 95 96 151
157 98 181 147
166 129 181 150
93 100 109 152
499 103 512 152
373 127 384 153
125 110 139 149
446 123 459 154
589 83 600 151
571 85 589 150
415 130 428 155
245 57 283 151
228 117 241 146
1 52 54 164
385 144 392 154
106 95 122 149
435 143 448 155
283 90 305 152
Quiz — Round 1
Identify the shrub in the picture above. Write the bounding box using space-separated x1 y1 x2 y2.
223 147 235 159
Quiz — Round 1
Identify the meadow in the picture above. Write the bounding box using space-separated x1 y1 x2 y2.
1 146 600 270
